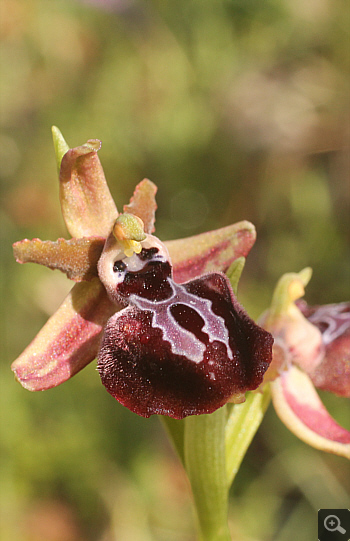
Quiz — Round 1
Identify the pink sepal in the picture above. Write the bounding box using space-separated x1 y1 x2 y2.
166 221 256 283
59 140 118 238
271 364 350 458
11 279 117 391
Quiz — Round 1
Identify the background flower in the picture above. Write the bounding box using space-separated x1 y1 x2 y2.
260 269 350 458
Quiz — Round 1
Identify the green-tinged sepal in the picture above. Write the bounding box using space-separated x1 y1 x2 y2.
261 267 323 374
267 267 312 323
226 256 245 295
52 126 70 172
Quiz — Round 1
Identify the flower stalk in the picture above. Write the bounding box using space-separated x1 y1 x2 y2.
185 407 231 541
161 260 271 541
163 389 271 540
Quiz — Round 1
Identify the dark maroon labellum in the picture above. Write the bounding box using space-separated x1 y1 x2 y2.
97 235 273 418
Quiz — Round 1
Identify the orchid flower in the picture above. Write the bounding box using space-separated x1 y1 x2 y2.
11 128 349 541
260 268 350 459
11 127 272 419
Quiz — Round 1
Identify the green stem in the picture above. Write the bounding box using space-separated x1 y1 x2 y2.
160 388 271 540
184 407 231 541
160 415 185 466
225 386 271 486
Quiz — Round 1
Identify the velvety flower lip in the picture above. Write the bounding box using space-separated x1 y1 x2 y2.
96 223 273 418
11 127 260 402
262 269 350 458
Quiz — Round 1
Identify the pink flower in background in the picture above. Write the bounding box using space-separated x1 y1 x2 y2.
261 269 350 458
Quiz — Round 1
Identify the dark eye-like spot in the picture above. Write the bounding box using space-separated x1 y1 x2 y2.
170 303 207 342
113 260 127 273
120 260 173 301
138 247 159 261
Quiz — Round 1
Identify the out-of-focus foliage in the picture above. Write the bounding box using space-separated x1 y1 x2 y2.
1 0 349 539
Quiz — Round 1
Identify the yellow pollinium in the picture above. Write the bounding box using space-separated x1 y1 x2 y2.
113 213 146 257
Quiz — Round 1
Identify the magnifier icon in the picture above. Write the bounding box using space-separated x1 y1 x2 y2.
324 515 346 534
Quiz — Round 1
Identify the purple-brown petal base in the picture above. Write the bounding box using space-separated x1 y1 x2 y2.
98 273 273 419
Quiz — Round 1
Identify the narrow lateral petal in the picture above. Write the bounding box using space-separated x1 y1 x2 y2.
166 221 256 283
13 237 105 282
271 365 350 458
11 279 117 391
60 140 118 238
123 179 157 234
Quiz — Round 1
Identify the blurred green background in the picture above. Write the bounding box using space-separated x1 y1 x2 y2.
1 0 349 540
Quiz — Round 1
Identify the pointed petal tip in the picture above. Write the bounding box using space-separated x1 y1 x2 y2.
86 139 102 152
51 126 70 171
299 267 313 286
271 365 350 459
11 364 40 392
